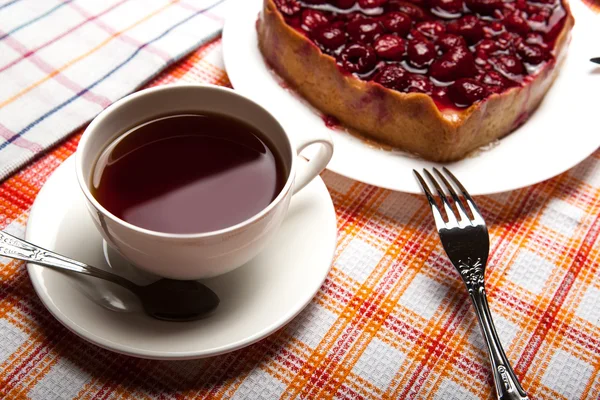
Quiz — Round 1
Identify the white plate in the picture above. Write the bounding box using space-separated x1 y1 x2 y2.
26 157 337 360
223 0 600 195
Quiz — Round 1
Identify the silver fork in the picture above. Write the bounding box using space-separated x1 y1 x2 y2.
414 167 529 400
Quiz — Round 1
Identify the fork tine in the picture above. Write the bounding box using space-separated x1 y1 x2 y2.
442 167 485 225
423 169 459 226
413 170 446 229
432 167 470 224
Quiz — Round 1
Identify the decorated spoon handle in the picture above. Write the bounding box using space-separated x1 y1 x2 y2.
0 230 135 290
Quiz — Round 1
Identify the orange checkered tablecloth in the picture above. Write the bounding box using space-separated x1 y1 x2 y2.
2 5 600 400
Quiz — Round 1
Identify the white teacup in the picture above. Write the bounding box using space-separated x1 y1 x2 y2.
75 84 333 280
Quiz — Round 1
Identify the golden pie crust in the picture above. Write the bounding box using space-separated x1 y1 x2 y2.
257 0 574 162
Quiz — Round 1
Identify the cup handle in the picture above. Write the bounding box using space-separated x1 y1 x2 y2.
293 134 334 194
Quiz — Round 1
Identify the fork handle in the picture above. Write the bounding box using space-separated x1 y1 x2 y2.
470 286 529 400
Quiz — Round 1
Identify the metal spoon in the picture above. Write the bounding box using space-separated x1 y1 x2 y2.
0 230 219 321
591 57 600 64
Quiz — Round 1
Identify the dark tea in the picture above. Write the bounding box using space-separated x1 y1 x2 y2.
91 113 287 234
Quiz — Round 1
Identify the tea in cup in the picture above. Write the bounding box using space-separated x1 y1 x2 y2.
76 84 333 280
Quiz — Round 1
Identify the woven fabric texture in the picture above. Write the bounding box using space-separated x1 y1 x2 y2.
1 0 600 398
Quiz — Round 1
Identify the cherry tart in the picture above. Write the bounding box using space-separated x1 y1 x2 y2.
257 0 573 161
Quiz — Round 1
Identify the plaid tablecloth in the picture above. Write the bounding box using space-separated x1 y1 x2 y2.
0 0 232 180
1 1 600 399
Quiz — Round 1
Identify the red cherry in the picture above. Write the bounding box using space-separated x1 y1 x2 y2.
483 21 505 38
465 0 503 15
515 0 527 10
430 44 477 82
502 1 516 11
449 78 489 107
334 0 357 8
372 64 408 90
476 39 497 54
407 38 436 68
301 10 330 32
381 12 412 36
431 0 464 15
496 31 516 52
344 12 365 23
433 86 450 103
274 0 301 16
504 12 530 35
403 0 429 7
512 34 524 48
388 1 426 21
285 15 302 29
446 15 484 45
437 34 467 52
517 42 549 65
414 21 446 40
538 6 552 18
527 13 548 33
303 0 327 3
330 20 346 29
480 70 509 93
529 13 546 23
404 74 433 94
312 25 348 50
339 43 378 73
544 5 568 41
475 50 489 66
491 55 524 78
525 32 548 48
409 29 427 41
374 35 407 60
348 18 383 43
358 0 388 8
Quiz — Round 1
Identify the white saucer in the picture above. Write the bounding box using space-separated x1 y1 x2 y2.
223 0 600 195
25 156 337 360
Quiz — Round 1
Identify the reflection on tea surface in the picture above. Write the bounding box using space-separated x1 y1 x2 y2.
92 113 286 234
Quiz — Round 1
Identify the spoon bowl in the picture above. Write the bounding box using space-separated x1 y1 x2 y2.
137 279 220 321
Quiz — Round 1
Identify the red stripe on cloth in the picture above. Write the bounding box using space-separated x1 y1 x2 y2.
0 123 43 153
321 275 355 305
0 336 54 395
68 1 171 62
396 299 472 398
563 323 600 352
0 0 129 74
516 211 600 374
303 251 411 398
0 32 112 108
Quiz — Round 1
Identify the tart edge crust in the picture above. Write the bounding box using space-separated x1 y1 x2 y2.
257 0 574 162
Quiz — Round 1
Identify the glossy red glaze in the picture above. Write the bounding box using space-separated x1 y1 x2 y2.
275 0 568 109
